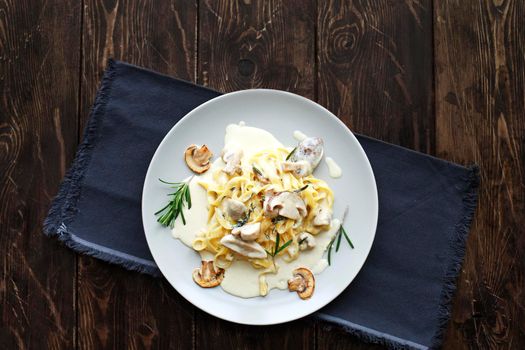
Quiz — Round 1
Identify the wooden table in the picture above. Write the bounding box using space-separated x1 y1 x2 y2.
1 1 524 349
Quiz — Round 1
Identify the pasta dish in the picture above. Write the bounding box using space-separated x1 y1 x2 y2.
156 122 351 299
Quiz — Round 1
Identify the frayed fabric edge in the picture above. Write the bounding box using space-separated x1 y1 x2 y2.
42 59 481 346
429 165 480 349
312 165 479 350
43 59 116 236
311 314 427 350
56 224 161 276
43 58 161 277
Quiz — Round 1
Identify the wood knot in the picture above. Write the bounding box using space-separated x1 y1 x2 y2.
325 20 361 65
238 59 255 76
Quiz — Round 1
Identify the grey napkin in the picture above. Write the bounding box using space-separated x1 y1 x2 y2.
44 60 478 350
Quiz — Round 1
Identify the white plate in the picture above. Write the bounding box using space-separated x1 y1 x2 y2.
142 89 378 325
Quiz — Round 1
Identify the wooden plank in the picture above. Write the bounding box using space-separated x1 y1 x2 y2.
435 1 525 348
0 0 80 348
316 0 434 348
317 0 434 152
78 1 198 349
198 0 315 98
196 1 316 349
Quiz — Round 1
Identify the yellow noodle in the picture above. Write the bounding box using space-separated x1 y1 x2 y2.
194 147 334 281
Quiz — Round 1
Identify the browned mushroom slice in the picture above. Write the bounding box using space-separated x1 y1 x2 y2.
287 267 315 299
185 144 213 174
192 261 224 288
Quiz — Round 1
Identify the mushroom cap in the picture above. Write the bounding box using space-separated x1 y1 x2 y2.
289 137 324 169
264 190 307 221
222 198 248 222
185 144 212 174
288 267 315 299
192 261 224 288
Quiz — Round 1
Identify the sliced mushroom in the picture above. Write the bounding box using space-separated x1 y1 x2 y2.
263 190 307 221
222 198 247 222
282 160 312 178
231 222 261 241
313 205 332 226
192 261 224 288
221 147 243 175
220 234 267 259
298 232 316 251
287 267 315 299
185 144 213 174
289 137 324 169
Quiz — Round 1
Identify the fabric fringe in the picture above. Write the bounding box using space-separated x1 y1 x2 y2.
429 165 480 349
311 315 424 350
44 59 117 236
55 224 161 276
43 58 481 345
313 165 480 350
42 59 161 276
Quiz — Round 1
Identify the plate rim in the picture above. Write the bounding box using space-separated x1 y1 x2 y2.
142 88 378 325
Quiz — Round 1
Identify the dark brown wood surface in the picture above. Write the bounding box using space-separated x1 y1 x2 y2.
1 0 523 349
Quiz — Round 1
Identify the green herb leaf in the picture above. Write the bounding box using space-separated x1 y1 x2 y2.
341 227 354 249
327 239 334 265
158 178 182 185
335 227 343 252
275 239 292 254
286 147 297 161
155 178 192 228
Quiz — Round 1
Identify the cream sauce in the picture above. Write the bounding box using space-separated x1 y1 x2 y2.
293 130 308 141
325 157 342 178
221 220 340 297
171 123 338 298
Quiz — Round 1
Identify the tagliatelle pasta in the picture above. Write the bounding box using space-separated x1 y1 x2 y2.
197 147 333 271
166 122 344 299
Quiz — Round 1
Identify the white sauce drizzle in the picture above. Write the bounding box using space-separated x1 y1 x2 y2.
221 220 340 297
293 130 308 141
325 157 342 178
172 123 339 298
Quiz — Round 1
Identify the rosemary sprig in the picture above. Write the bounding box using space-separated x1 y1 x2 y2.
327 207 355 265
265 232 292 258
285 147 297 161
155 178 192 228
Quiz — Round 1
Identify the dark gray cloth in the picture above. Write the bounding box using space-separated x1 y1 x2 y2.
44 60 478 350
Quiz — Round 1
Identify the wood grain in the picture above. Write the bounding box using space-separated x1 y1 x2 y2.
78 1 197 349
196 1 316 349
317 0 434 153
435 0 525 348
0 0 80 348
1 0 524 349
198 0 315 98
316 1 433 348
